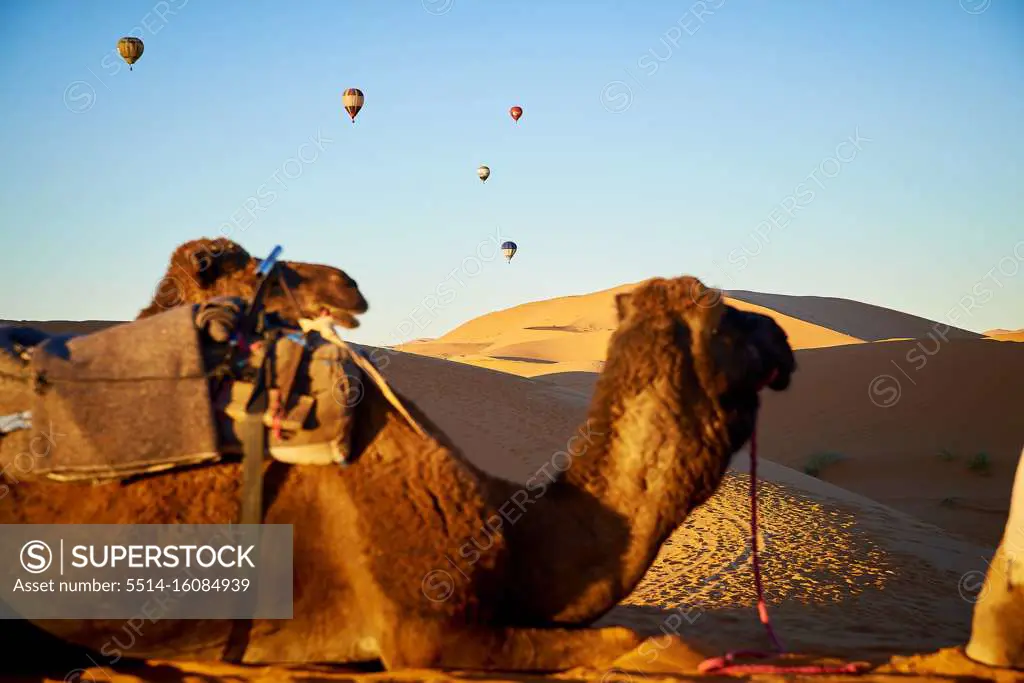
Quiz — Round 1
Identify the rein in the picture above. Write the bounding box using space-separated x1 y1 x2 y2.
697 371 870 677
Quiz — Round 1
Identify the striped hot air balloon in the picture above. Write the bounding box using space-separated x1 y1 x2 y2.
501 241 517 263
117 37 144 71
342 88 364 123
477 165 490 183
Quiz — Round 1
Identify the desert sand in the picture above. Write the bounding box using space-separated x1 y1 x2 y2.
985 328 1024 343
6 283 1023 682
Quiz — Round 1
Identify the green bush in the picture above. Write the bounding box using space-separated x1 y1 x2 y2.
803 452 844 478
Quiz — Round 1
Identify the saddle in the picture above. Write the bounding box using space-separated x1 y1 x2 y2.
0 299 424 484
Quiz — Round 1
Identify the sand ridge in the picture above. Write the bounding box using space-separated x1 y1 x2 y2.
984 328 1024 342
396 284 868 381
723 291 980 342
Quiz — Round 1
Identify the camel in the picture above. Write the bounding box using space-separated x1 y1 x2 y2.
135 237 369 327
965 445 1024 669
1 275 795 673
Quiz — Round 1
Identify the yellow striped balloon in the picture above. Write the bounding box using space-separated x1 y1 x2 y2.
342 88 364 123
117 37 144 71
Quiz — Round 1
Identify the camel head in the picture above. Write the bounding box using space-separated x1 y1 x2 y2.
608 275 795 462
136 237 369 328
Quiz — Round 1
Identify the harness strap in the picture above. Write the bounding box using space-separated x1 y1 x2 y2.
297 316 429 439
239 356 270 525
274 334 307 425
222 353 271 664
276 267 306 322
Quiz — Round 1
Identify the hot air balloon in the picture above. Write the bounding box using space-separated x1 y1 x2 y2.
117 37 144 71
509 105 523 123
342 88 364 123
477 165 490 183
501 241 517 263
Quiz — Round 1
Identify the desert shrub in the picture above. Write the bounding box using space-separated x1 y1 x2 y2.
803 452 844 478
967 452 992 476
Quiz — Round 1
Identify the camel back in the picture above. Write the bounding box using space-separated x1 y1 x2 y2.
0 300 368 483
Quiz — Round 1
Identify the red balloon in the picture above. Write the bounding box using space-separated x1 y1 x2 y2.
509 105 523 123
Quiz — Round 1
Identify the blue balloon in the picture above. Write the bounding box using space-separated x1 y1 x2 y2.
501 241 517 263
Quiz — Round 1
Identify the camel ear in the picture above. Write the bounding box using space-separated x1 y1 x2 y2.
182 244 220 287
615 293 634 321
178 239 248 288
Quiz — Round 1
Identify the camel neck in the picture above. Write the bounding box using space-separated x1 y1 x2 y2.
493 325 737 625
501 373 731 624
570 381 727 578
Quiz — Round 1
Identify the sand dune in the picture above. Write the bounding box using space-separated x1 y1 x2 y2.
985 328 1024 342
724 290 980 342
423 283 633 350
397 283 865 375
409 281 990 360
758 339 1024 546
725 297 864 348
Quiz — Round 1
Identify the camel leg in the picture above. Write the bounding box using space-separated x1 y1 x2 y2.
965 446 1024 669
380 622 643 672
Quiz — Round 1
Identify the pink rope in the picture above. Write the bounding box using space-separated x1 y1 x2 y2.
748 424 784 652
697 373 870 676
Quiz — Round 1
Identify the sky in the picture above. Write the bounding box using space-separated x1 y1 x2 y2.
0 0 1021 346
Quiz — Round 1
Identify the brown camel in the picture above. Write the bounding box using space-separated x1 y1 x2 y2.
135 237 368 326
1 275 795 673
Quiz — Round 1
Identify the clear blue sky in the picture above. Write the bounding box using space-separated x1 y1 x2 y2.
1 0 1021 345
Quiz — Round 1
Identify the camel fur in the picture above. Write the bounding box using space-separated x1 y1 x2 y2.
0 275 795 673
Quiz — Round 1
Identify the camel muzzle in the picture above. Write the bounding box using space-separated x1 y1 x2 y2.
730 309 796 392
322 306 363 329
